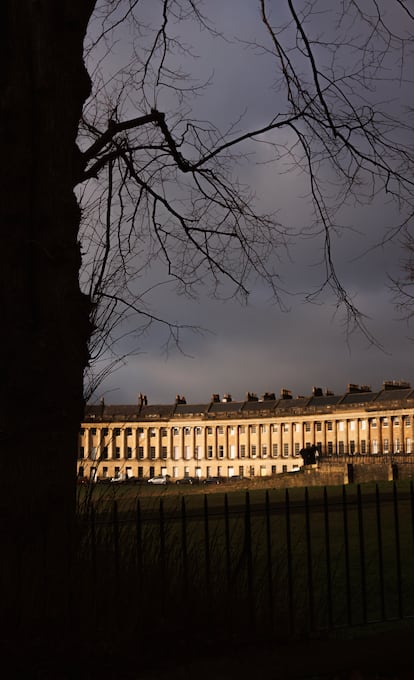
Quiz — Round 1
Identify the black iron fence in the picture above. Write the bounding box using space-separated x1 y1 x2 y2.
76 481 414 641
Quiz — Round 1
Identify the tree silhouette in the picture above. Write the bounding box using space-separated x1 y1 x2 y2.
79 0 414 390
1 0 413 647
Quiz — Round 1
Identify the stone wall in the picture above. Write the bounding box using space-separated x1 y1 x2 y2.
204 458 414 492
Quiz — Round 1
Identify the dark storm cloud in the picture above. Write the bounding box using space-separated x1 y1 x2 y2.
85 1 414 405
97 279 414 404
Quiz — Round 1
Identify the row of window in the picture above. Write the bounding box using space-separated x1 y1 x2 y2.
79 442 300 460
81 416 412 438
78 437 413 460
79 464 291 480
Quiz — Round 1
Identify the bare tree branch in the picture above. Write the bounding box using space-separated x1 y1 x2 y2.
78 0 414 391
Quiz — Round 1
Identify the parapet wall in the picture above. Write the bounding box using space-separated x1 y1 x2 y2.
251 458 414 489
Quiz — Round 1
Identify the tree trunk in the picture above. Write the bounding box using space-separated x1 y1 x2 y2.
0 0 95 641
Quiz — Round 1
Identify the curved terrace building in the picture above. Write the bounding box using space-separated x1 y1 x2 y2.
78 381 414 481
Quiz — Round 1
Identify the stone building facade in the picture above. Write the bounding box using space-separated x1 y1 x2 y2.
78 381 414 481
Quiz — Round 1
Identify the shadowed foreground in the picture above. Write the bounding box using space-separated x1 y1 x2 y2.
3 626 414 679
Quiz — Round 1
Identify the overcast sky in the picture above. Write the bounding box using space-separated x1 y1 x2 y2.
84 0 414 405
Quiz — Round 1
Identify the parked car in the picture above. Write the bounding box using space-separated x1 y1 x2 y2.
289 465 301 473
175 477 196 485
228 474 249 482
203 476 223 485
148 475 169 485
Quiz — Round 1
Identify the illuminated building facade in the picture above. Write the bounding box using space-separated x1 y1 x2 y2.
77 381 414 481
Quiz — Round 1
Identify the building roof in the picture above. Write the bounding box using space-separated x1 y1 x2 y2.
340 391 377 406
84 381 414 423
374 387 414 403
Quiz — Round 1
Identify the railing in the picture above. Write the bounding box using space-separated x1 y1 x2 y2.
76 481 414 642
